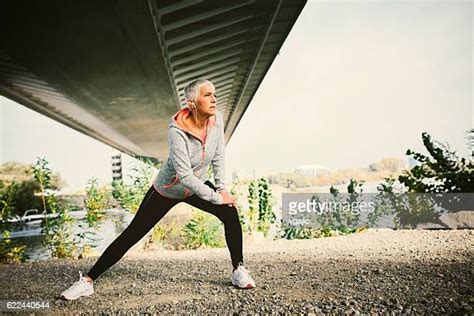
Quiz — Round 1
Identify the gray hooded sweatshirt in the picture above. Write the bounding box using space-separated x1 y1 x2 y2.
152 107 225 204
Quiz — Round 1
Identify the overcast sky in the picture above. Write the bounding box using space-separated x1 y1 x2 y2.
1 0 472 193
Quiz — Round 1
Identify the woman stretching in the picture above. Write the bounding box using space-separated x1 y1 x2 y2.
59 78 256 301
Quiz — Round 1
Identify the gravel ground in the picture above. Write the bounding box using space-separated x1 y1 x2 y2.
0 228 472 314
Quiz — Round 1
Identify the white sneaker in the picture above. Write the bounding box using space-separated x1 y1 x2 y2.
231 263 256 289
59 271 94 300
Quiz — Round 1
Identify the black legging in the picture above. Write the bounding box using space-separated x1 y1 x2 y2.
87 181 243 280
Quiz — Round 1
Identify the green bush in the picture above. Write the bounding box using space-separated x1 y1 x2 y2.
182 209 225 249
371 131 474 228
280 179 366 240
0 179 46 219
73 177 112 259
112 156 160 213
148 219 185 250
246 180 259 233
0 182 19 222
0 161 64 217
33 157 75 259
256 178 276 235
399 131 473 193
280 227 332 239
242 177 276 236
84 178 108 223
0 230 28 263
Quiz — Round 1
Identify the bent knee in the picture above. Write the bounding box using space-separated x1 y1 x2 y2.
219 205 240 222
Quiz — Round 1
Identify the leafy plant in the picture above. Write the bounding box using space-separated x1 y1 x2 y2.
83 177 108 223
232 178 276 236
0 182 19 222
148 219 185 250
370 132 473 228
280 226 366 240
399 132 473 193
73 177 110 258
280 227 332 239
256 177 275 236
367 178 397 227
47 210 76 259
0 161 64 217
32 157 75 259
246 180 259 233
182 209 225 249
372 180 448 229
0 230 28 263
112 156 160 213
280 179 366 239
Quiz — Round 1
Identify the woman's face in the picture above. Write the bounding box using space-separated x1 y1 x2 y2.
194 83 217 116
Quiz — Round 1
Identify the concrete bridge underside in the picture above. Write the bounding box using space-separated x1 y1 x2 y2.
0 0 305 160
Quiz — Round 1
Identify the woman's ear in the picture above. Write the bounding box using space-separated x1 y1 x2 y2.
187 99 194 109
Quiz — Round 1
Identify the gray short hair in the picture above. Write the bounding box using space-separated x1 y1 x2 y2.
183 78 213 104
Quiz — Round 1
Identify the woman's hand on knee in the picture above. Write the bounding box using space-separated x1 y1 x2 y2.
219 190 238 208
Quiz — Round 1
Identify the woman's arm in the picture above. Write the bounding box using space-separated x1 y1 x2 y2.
168 129 223 205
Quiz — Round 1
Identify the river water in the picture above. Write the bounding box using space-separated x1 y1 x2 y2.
1 208 135 261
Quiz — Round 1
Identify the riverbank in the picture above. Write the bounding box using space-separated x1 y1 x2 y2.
0 228 472 314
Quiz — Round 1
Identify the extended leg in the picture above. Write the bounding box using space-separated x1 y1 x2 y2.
87 186 177 280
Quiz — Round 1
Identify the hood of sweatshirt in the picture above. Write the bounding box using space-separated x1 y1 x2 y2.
171 107 217 143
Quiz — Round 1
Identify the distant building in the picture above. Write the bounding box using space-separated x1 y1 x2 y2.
294 164 330 177
111 150 122 181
